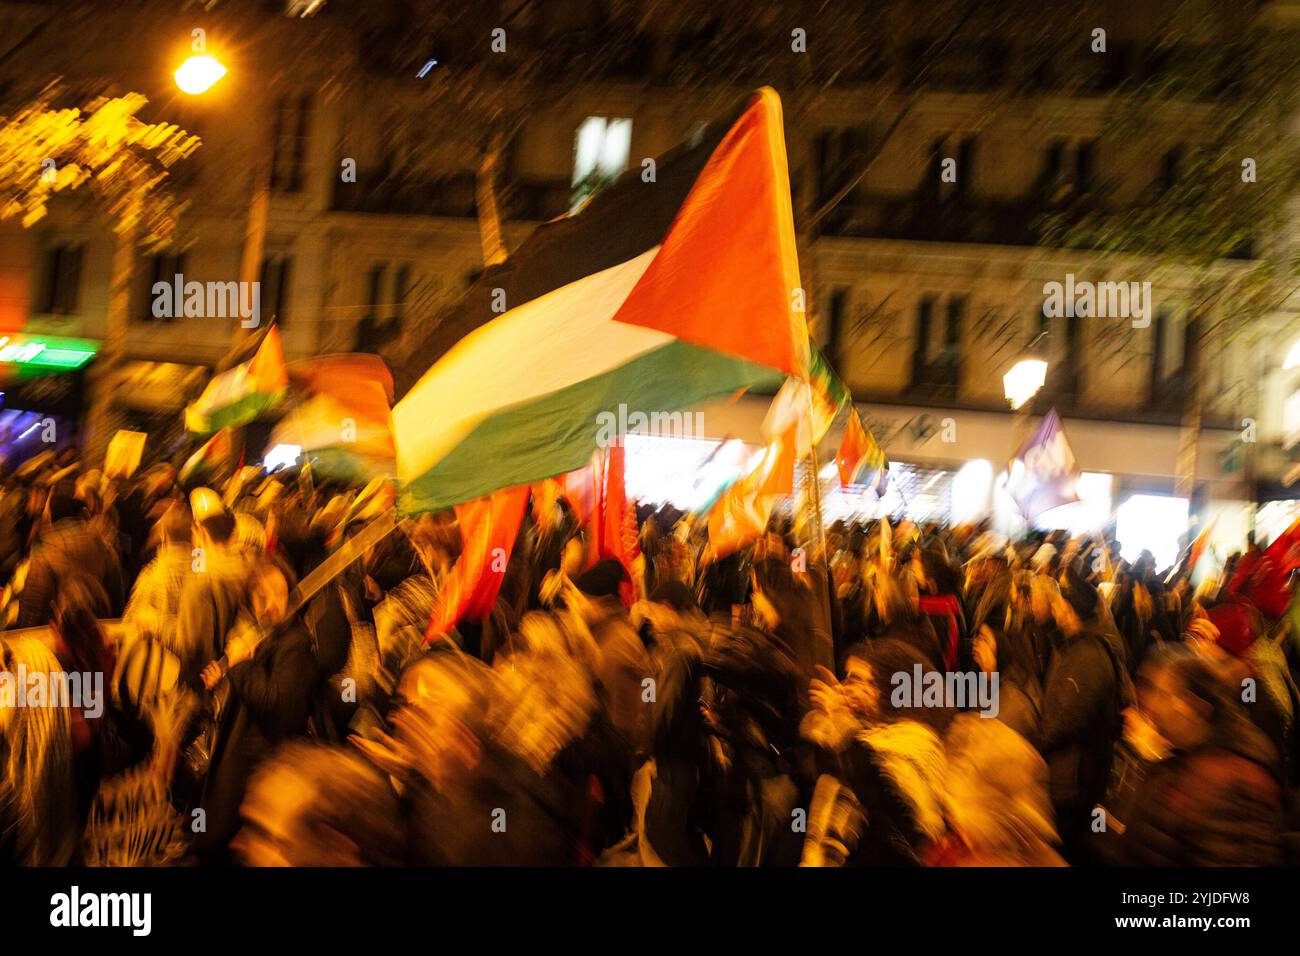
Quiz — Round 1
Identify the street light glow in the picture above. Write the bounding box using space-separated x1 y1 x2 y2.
174 55 227 95
1003 358 1049 410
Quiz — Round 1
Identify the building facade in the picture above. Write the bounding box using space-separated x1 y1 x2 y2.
2 0 1298 554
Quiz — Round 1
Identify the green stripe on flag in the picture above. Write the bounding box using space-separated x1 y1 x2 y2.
186 388 287 436
399 340 780 514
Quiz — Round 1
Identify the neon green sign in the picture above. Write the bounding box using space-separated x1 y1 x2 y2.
0 333 97 370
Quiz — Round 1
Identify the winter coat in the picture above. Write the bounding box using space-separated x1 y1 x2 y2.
1039 624 1126 832
173 550 248 691
1115 720 1284 866
193 623 317 855
16 518 124 627
814 720 948 866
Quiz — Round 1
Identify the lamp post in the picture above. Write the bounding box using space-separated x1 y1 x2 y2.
173 47 267 354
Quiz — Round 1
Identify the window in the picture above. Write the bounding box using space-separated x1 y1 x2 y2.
1074 140 1096 193
922 134 973 202
955 136 977 198
364 261 412 322
1149 307 1195 409
270 94 313 192
365 264 386 319
1160 146 1184 192
815 126 871 204
827 287 849 368
393 263 411 322
945 294 966 358
572 116 632 209
1061 311 1083 397
1044 139 1065 183
912 293 962 392
139 253 185 322
913 294 936 381
259 255 292 326
1040 139 1096 199
36 245 84 315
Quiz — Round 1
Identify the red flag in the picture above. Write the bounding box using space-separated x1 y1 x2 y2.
836 407 888 494
1233 519 1300 620
599 443 641 606
424 483 530 645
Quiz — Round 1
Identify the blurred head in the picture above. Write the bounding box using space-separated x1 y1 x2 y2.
972 626 998 674
194 509 236 553
248 560 292 624
392 652 493 786
1136 646 1231 752
46 482 83 525
156 501 193 547
235 742 404 867
841 653 881 720
560 535 586 577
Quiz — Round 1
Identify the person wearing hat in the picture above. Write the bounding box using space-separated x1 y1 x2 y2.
1037 561 1130 862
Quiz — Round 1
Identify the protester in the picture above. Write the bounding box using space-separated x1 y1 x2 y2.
4 440 1300 870
1099 645 1284 865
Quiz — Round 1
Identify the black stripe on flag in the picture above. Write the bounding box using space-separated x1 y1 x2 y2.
390 95 752 398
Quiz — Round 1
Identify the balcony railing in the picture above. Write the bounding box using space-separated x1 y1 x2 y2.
330 171 573 222
822 194 1050 246
331 170 476 218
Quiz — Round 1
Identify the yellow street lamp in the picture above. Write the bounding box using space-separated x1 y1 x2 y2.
174 55 227 95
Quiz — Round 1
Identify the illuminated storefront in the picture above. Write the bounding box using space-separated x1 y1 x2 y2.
0 333 98 464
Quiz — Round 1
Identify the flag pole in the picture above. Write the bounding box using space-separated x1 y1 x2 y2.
802 376 835 672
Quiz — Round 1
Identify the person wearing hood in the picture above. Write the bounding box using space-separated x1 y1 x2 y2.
1038 562 1129 860
1100 645 1283 865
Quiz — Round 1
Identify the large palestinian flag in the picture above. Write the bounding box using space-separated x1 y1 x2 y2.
392 88 805 514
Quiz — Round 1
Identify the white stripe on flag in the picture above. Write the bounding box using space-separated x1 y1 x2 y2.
395 246 667 483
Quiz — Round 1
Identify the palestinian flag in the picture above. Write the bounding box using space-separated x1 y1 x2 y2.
185 326 289 436
763 348 850 454
178 427 239 487
392 88 803 514
270 353 396 482
836 407 889 495
705 426 796 561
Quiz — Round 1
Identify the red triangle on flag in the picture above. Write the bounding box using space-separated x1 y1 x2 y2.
611 89 803 375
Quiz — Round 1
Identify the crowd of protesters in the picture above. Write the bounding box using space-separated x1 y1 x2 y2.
1 448 1298 867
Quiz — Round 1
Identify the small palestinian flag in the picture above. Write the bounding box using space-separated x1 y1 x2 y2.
185 325 289 436
762 348 850 455
705 426 796 561
392 88 804 514
178 427 239 487
836 407 889 495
